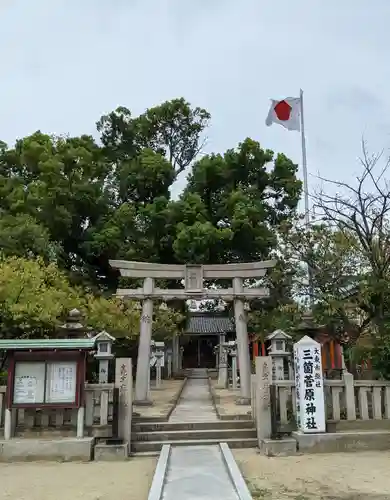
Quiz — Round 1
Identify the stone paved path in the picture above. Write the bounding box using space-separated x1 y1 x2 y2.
168 375 217 423
162 372 240 499
161 445 239 500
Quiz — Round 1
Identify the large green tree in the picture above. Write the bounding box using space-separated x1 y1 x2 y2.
97 98 210 177
0 99 301 296
0 131 112 289
0 213 60 261
0 256 182 340
170 138 302 264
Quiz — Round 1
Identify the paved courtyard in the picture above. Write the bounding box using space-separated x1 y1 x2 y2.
234 449 390 499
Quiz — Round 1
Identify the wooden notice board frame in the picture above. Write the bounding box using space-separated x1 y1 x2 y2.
6 350 87 410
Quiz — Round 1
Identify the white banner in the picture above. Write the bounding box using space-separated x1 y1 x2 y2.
294 336 326 433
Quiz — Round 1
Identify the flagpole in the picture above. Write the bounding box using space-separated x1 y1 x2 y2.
299 89 314 306
300 89 310 226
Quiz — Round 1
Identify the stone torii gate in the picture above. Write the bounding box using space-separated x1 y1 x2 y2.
109 260 275 405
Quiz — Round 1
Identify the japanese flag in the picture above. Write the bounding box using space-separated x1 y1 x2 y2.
265 97 301 132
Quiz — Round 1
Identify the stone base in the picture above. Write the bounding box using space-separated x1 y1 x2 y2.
292 430 390 454
235 397 251 406
133 399 154 406
326 420 337 433
219 413 252 421
333 419 390 432
0 437 94 462
261 438 297 456
94 442 128 461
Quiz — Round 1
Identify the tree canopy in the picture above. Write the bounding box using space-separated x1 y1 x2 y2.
0 97 302 340
0 98 302 291
0 256 183 340
3 95 390 379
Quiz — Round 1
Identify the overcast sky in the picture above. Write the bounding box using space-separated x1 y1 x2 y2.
1 0 390 202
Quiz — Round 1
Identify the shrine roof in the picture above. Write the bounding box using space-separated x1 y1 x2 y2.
185 313 235 335
0 338 96 351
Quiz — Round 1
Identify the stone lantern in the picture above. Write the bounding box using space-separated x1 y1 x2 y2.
154 341 165 389
94 330 115 383
295 310 321 339
222 340 239 390
166 347 173 378
59 308 92 339
266 329 292 380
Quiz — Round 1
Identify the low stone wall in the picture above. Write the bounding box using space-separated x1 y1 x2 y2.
250 356 390 454
292 430 390 454
0 384 114 440
0 437 94 462
272 377 390 429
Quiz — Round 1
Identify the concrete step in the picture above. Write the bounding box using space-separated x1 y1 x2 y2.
133 420 255 433
132 437 258 453
133 428 256 442
183 369 208 379
130 450 160 457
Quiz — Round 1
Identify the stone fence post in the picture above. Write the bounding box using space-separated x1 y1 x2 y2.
343 371 356 421
115 358 133 455
254 356 272 447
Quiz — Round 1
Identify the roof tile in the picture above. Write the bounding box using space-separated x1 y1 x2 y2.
185 313 235 334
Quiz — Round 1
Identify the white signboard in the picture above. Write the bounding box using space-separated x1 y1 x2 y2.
45 361 77 403
13 362 46 404
293 336 326 433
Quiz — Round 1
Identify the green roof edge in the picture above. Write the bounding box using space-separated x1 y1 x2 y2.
0 338 96 350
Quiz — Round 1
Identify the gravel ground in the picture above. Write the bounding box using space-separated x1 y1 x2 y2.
0 458 157 500
234 449 390 499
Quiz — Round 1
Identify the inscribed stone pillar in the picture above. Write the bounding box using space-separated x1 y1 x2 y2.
217 334 228 388
134 277 154 404
167 352 172 379
233 277 251 403
255 356 272 445
231 349 238 390
147 357 151 400
115 358 133 455
172 335 179 374
155 354 163 389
